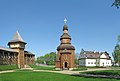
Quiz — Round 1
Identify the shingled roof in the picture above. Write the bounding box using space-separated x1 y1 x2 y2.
79 49 111 59
57 44 75 51
8 31 26 45
60 33 71 40
11 31 24 42
0 46 18 52
24 51 35 55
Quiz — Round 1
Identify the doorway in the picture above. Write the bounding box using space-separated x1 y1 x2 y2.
65 62 67 68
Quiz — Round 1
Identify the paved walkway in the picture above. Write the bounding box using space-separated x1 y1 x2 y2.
33 68 120 75
0 70 15 74
0 68 118 75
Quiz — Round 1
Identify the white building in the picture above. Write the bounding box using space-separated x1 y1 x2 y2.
79 49 112 67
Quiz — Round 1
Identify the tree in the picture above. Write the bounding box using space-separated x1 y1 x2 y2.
36 56 44 64
74 53 79 65
36 52 57 65
113 44 120 66
113 35 120 66
117 35 120 44
112 0 120 8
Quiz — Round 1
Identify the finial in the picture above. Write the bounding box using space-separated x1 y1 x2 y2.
64 18 67 24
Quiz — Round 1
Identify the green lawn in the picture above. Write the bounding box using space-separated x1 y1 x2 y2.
0 71 119 81
72 67 87 71
81 70 120 75
0 65 18 71
29 64 55 70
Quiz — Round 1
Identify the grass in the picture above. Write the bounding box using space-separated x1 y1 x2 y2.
72 67 87 71
29 64 55 70
81 70 120 76
0 71 120 81
87 66 106 68
0 65 120 81
0 64 18 71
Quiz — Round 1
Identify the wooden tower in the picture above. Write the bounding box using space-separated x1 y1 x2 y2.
55 19 75 70
8 31 26 68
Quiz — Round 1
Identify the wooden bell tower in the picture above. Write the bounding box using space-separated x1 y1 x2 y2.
55 19 75 70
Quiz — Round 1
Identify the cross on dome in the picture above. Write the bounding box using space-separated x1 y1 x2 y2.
64 18 67 24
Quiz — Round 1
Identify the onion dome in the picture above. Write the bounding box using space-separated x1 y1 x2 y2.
63 25 68 31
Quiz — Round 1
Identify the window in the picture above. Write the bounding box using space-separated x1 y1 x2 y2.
91 62 93 64
88 62 90 64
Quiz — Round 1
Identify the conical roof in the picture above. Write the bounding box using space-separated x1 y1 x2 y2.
8 31 26 44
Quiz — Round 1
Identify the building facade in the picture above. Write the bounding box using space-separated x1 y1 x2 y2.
0 31 35 68
55 19 75 70
79 49 112 67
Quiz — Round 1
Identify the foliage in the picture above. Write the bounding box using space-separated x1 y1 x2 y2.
1 71 119 81
112 0 120 8
29 64 55 70
74 53 79 65
113 35 120 66
117 35 120 43
0 64 18 71
36 52 57 65
113 44 120 64
36 52 79 65
36 56 44 64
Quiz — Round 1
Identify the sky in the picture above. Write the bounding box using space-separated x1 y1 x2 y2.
0 0 120 58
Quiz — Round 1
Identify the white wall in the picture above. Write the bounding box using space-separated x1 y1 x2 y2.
99 59 107 66
79 53 112 67
85 59 96 66
79 58 112 67
99 59 112 67
79 59 97 66
10 44 19 48
99 53 112 67
106 60 112 66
